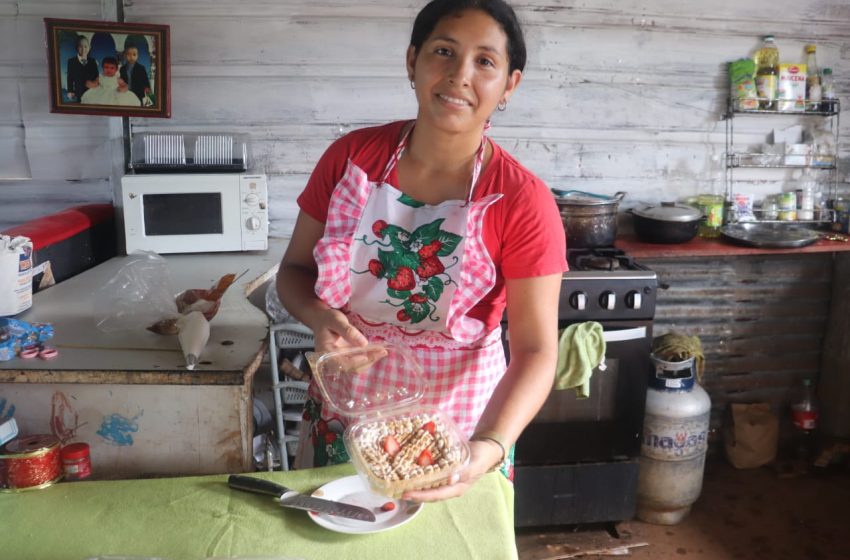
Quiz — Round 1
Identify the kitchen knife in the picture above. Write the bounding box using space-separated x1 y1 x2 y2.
227 475 376 522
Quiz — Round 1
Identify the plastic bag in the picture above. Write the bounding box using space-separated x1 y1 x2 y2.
94 251 179 333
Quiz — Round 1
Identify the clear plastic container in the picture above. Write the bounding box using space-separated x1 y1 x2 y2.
312 343 470 498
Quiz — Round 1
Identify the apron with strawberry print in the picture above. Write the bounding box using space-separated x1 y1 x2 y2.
297 122 510 478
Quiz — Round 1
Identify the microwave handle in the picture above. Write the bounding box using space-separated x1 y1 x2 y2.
603 326 647 343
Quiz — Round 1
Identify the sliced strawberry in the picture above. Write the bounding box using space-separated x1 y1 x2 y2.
416 449 433 467
383 435 401 457
422 421 436 434
380 501 396 512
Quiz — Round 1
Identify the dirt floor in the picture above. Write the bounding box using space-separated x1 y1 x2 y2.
516 455 850 560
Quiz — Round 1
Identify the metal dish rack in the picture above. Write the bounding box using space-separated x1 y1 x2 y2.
267 322 314 471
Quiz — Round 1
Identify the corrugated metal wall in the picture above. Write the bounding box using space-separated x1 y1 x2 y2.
643 252 833 442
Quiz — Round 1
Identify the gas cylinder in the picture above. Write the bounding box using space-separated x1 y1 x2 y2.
636 354 711 525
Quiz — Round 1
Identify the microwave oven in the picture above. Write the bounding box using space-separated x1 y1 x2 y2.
120 173 268 254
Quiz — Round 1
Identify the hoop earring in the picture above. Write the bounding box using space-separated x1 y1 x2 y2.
410 80 415 89
497 100 507 111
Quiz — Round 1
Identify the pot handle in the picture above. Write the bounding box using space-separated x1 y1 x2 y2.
613 192 626 201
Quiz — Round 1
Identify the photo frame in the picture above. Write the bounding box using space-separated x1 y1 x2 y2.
45 18 170 118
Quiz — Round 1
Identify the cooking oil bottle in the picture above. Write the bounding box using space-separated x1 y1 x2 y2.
755 35 780 110
805 44 822 111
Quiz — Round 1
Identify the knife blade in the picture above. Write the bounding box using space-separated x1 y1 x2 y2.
227 475 376 522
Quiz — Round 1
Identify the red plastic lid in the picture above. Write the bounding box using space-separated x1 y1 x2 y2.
61 442 90 460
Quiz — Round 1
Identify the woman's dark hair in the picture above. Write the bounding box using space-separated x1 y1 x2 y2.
410 0 527 74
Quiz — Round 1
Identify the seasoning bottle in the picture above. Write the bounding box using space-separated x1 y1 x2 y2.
697 194 724 237
805 44 822 111
821 68 837 113
61 442 92 481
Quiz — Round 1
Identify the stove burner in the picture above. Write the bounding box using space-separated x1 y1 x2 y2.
581 256 620 271
568 247 650 272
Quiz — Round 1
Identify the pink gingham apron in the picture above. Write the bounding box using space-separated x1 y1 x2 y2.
298 122 507 468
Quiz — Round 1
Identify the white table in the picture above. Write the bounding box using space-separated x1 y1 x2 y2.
0 239 288 478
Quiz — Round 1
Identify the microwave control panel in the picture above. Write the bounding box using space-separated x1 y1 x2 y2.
239 175 269 251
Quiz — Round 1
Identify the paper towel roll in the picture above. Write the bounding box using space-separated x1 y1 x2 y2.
0 236 33 317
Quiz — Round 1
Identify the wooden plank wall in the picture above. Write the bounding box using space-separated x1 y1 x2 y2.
2 0 848 234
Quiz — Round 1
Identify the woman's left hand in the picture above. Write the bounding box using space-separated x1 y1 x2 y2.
401 439 502 502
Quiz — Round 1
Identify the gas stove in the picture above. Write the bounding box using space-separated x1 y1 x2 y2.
512 247 659 528
560 248 658 323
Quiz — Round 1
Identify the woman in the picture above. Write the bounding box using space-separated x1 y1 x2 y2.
277 0 566 502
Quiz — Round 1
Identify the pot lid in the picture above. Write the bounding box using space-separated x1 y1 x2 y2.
633 202 702 222
551 189 626 206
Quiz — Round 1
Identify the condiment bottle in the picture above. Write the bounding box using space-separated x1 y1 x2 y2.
805 44 822 111
791 379 819 463
61 442 92 481
755 35 780 110
821 68 837 113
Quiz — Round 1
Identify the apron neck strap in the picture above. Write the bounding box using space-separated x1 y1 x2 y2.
379 121 488 203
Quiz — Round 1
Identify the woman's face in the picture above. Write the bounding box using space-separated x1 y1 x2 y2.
407 9 521 134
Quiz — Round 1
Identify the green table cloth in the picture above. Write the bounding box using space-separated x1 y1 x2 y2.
1 464 517 560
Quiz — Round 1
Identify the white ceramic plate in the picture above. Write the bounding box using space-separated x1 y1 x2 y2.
307 475 423 534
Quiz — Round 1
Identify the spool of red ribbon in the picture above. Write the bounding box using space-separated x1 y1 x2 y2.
0 434 63 492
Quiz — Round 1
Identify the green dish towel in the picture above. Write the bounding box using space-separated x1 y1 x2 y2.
555 321 606 398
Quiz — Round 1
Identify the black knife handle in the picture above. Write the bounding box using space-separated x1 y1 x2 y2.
228 475 291 497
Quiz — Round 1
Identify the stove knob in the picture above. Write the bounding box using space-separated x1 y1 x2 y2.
599 291 616 310
569 291 587 311
626 290 643 310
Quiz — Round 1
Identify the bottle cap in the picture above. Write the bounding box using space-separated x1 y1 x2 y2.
61 442 90 460
803 378 812 387
805 44 817 53
823 68 832 75
763 35 775 41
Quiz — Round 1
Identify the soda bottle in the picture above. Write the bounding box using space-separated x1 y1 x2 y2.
791 378 819 463
805 44 822 111
821 68 837 113
755 35 780 110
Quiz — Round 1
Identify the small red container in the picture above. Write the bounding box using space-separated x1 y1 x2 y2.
0 434 63 491
60 442 92 481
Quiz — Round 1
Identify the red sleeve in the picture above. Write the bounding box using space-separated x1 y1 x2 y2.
296 136 350 224
499 176 568 279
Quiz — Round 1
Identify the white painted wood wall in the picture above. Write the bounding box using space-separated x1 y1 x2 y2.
3 0 848 236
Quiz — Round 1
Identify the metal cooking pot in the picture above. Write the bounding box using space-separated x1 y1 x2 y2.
631 202 703 244
552 190 626 248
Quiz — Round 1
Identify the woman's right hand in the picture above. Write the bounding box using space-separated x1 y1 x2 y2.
311 308 369 354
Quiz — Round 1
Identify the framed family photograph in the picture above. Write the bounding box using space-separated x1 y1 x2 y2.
45 18 170 118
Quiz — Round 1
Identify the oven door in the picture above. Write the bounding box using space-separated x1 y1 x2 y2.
513 320 652 465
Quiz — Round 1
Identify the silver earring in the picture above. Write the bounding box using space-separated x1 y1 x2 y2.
410 80 415 89
497 100 507 111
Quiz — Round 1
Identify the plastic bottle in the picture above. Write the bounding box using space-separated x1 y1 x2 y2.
821 68 836 113
797 171 817 220
755 36 780 110
805 44 822 111
791 378 819 463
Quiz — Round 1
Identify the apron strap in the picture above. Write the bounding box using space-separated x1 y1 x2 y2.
379 121 488 204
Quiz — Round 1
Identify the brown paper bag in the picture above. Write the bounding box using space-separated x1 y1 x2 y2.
724 403 779 469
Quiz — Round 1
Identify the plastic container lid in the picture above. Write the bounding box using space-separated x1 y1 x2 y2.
312 343 426 417
61 442 90 460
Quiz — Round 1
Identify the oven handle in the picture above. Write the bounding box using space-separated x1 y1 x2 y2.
602 326 647 343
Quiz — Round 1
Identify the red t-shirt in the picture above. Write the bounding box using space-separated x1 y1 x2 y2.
298 121 567 331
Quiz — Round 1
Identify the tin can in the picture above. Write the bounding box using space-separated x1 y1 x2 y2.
0 434 63 491
61 442 92 481
832 199 850 233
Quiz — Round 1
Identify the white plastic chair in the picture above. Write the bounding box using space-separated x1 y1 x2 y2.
268 322 315 470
